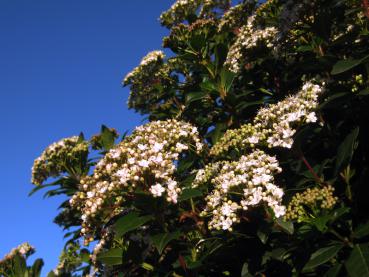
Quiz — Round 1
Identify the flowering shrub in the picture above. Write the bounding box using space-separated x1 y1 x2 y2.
22 0 369 276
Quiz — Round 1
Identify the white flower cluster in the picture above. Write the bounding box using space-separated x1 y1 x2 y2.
160 0 229 28
0 242 35 265
225 15 278 73
160 0 201 27
194 150 285 231
31 136 89 185
123 50 165 85
69 119 203 242
210 81 324 157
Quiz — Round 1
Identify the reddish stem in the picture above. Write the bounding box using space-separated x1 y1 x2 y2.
300 154 323 184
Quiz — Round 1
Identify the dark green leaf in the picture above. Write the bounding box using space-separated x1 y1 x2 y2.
151 231 181 255
303 244 343 272
335 127 359 174
179 188 203 202
275 218 294 235
354 221 369 239
345 244 369 277
97 248 123 266
185 91 207 104
331 55 369 75
31 259 44 277
100 125 117 150
358 88 369 96
324 264 342 277
114 212 153 238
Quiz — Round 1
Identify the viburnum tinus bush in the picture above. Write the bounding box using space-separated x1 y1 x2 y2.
3 0 368 276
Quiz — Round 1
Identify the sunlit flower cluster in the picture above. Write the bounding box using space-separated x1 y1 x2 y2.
0 243 35 265
194 150 285 231
218 2 251 32
69 119 203 242
225 15 278 73
31 136 89 185
210 81 324 157
285 185 337 222
160 0 230 28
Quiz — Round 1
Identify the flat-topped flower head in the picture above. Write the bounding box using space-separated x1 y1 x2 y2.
210 80 324 157
69 119 204 242
194 150 285 231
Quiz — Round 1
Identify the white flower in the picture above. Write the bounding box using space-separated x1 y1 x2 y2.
138 160 150 168
306 112 317 123
153 142 164 152
150 183 166 197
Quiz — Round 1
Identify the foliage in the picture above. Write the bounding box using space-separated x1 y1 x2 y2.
12 0 369 276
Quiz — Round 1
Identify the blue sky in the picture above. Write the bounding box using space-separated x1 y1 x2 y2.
0 0 173 274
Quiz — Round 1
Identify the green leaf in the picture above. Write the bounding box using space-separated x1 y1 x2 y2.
151 231 181 255
179 188 203 202
114 212 153 238
331 55 369 75
354 221 369 239
358 88 369 96
275 218 294 235
324 264 342 277
219 68 236 98
335 127 359 174
185 91 207 104
345 244 369 277
100 125 117 150
47 271 57 277
31 259 44 277
303 244 343 272
97 248 123 266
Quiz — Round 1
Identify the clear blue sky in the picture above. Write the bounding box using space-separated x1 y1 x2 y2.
0 0 173 274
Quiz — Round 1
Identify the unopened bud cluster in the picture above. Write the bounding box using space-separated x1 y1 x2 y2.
69 119 203 242
211 81 324 157
193 150 285 231
0 243 35 265
123 51 167 110
31 136 89 185
285 185 338 222
225 15 278 73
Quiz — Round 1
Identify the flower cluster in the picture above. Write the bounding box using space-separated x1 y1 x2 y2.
285 185 338 222
210 81 324 157
69 119 203 242
160 0 230 28
225 15 278 73
31 136 89 185
0 243 35 265
194 150 285 231
218 1 256 32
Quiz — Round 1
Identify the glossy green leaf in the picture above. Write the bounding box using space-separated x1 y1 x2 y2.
303 244 343 272
335 127 359 174
275 218 294 235
114 212 153 238
97 248 123 266
345 244 369 277
151 231 181 255
100 125 117 150
179 188 203 202
331 55 369 75
185 91 207 104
